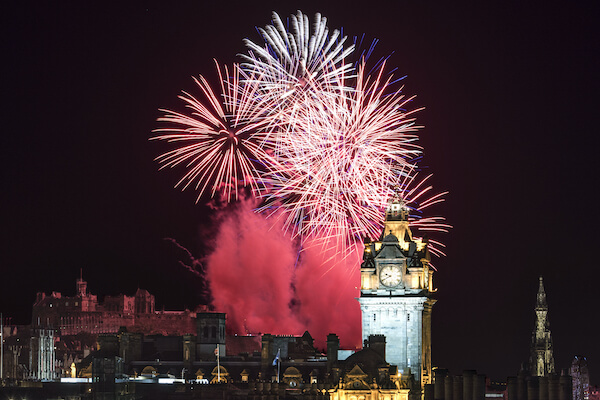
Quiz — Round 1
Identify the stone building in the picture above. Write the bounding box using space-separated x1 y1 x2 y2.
571 356 590 400
3 274 201 380
31 273 197 337
84 329 419 399
1 324 30 381
29 328 56 380
432 368 573 400
359 196 436 387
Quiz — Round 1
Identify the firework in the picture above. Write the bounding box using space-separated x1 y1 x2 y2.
258 61 422 255
240 11 355 108
152 62 275 202
393 173 451 260
153 11 450 261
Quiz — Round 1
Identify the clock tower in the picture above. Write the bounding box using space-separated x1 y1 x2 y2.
358 196 436 387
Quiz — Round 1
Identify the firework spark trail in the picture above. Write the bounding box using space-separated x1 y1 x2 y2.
240 11 355 109
393 173 451 259
258 61 424 257
163 237 205 276
152 62 276 203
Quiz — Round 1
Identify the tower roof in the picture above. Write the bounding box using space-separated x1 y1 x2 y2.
376 238 405 260
382 231 399 243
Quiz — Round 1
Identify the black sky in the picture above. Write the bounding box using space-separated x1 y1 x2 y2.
1 0 599 383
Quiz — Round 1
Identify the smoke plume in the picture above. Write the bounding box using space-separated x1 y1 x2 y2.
205 200 362 349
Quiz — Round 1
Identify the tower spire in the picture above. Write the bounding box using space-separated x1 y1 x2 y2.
529 276 555 376
536 276 547 309
76 269 87 297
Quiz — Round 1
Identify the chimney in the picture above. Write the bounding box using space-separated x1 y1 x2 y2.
367 334 386 360
327 333 339 372
261 334 274 375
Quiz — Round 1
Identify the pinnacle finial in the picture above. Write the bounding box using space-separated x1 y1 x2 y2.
536 276 547 309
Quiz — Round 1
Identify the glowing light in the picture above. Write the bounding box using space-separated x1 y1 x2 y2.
152 62 275 202
240 11 355 108
395 173 451 260
259 61 422 258
153 10 450 262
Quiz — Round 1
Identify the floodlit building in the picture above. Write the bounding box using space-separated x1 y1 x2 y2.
359 196 436 387
529 276 556 377
32 273 197 337
29 328 56 380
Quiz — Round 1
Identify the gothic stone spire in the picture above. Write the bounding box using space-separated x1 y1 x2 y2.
530 276 556 376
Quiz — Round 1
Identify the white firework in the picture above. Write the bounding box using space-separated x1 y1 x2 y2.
240 10 355 107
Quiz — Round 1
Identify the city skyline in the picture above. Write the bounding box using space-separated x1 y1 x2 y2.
1 0 599 384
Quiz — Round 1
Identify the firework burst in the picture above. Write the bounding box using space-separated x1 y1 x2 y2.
259 61 422 255
240 11 355 109
152 62 275 202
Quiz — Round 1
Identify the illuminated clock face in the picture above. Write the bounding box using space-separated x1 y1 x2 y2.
380 265 402 287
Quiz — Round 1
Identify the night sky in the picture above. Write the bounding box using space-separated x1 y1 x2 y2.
2 1 599 384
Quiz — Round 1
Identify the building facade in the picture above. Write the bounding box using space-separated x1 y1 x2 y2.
571 356 590 400
29 328 56 380
31 274 197 337
358 197 436 387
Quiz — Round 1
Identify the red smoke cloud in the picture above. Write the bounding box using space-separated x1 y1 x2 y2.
293 242 362 349
205 200 362 349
